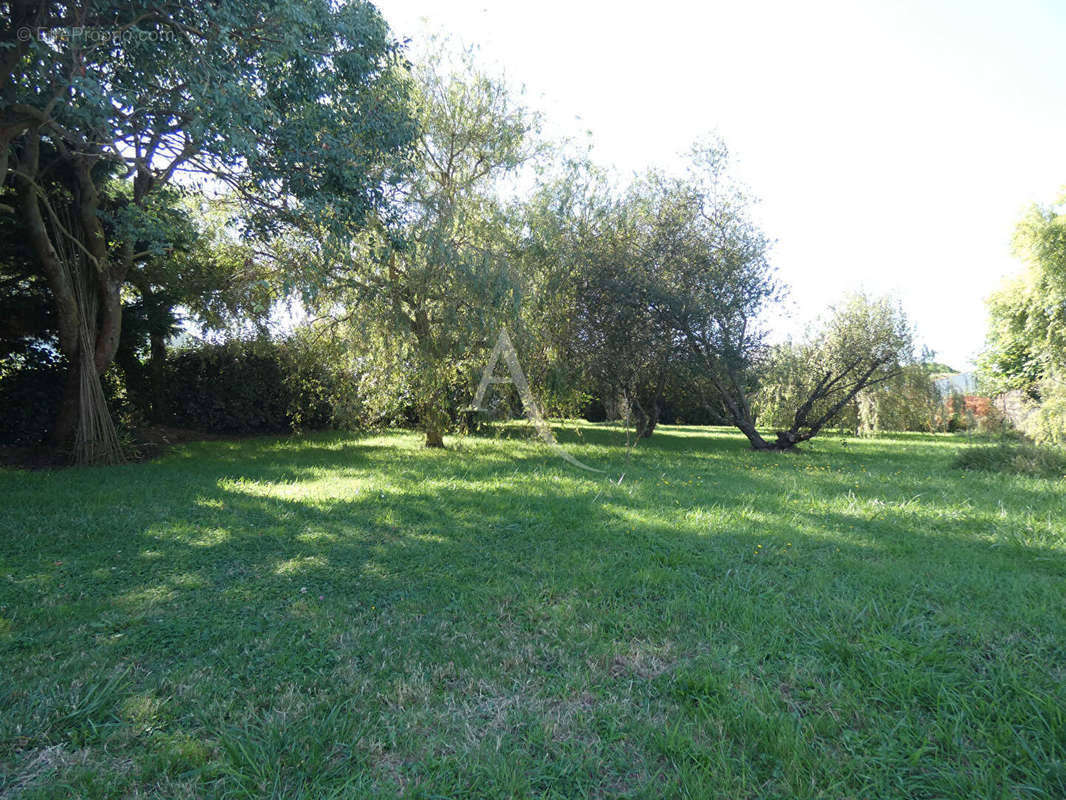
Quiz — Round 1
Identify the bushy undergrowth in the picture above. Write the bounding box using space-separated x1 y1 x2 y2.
953 440 1066 479
0 344 64 445
0 344 131 447
164 338 361 434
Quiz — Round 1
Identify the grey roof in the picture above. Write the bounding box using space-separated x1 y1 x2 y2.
934 372 978 395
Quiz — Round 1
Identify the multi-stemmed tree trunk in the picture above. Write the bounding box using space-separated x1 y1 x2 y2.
682 295 913 450
15 141 126 460
684 329 904 451
627 365 669 440
689 350 870 450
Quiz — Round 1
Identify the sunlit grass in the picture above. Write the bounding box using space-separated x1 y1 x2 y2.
1 423 1064 798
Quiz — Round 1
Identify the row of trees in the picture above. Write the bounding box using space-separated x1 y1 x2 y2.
2 4 924 462
511 150 919 449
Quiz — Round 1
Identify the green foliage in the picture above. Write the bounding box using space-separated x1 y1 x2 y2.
754 294 917 439
1022 374 1066 445
328 40 541 446
3 0 415 457
954 441 1066 480
922 362 959 375
510 159 619 421
122 194 280 334
164 338 360 435
0 345 65 445
753 341 822 429
979 272 1049 396
7 0 415 239
514 143 770 439
652 142 779 439
567 173 683 436
980 192 1066 443
0 196 53 357
858 364 944 433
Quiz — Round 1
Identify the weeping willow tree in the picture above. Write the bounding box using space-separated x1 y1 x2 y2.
323 40 542 448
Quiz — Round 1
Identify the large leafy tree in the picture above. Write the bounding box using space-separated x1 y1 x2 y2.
508 159 613 422
114 193 287 422
979 193 1066 442
2 0 413 461
980 196 1066 393
569 176 689 439
326 42 540 447
610 143 914 450
648 143 781 447
516 160 731 440
518 142 917 450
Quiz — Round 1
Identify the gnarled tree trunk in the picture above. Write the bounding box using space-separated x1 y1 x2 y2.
15 137 125 462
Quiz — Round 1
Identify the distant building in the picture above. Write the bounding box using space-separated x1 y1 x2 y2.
934 372 978 396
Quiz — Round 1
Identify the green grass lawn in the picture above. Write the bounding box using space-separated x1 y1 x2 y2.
1 424 1064 799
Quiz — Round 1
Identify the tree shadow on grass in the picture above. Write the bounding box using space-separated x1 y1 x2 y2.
1 428 1065 797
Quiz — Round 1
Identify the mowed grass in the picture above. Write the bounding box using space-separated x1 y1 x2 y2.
1 424 1065 799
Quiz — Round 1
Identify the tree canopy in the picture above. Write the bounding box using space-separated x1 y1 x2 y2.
1 11 947 459
2 0 415 460
318 40 540 447
980 193 1066 442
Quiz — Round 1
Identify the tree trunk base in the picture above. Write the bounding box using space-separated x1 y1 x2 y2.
50 363 80 448
737 424 804 451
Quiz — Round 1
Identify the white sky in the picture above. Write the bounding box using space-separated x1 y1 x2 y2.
376 0 1066 370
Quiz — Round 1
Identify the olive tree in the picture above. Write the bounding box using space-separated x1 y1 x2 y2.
659 144 915 449
329 41 541 447
510 138 917 451
751 295 917 444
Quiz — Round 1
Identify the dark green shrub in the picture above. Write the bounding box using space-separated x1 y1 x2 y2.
163 338 355 434
953 441 1066 480
0 344 65 445
0 346 135 447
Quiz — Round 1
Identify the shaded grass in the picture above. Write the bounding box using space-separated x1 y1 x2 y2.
1 424 1065 798
954 440 1066 480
